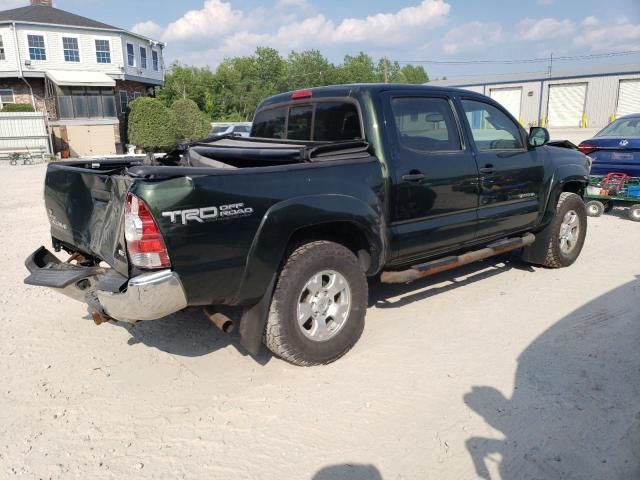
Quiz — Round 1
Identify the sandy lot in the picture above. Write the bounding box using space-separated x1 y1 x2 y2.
1 164 638 480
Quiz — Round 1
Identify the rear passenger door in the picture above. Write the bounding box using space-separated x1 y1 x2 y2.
384 93 480 262
459 98 545 240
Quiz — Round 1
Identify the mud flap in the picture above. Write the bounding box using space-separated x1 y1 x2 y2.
239 275 276 356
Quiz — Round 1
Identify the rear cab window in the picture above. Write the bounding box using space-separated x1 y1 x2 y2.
252 100 363 141
390 97 462 152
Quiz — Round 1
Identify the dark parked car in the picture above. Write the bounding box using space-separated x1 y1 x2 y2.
25 84 590 366
579 114 640 177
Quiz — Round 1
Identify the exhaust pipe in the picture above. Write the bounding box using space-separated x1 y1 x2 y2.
92 310 110 325
203 307 235 333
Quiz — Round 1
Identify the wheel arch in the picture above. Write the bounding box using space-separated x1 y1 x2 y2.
232 194 386 307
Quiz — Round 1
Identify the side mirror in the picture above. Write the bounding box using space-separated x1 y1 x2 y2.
528 127 549 147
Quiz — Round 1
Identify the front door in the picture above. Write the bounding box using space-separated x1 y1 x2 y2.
385 94 480 263
459 98 545 241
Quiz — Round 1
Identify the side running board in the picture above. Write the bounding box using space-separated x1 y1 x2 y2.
381 233 535 284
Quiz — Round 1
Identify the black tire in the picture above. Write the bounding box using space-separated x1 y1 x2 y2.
585 200 604 217
628 204 640 222
523 192 587 268
264 240 368 366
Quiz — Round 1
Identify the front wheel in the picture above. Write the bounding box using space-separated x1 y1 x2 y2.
523 192 587 268
264 240 368 366
628 204 640 222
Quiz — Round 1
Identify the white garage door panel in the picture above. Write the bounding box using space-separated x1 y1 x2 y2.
547 83 587 128
616 80 640 117
490 88 522 120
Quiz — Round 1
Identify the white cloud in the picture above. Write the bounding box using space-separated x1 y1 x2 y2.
573 19 640 51
517 17 574 41
442 21 503 54
581 16 599 27
131 20 163 39
145 0 451 65
163 0 247 41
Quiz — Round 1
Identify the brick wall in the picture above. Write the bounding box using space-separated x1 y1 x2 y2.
0 78 46 112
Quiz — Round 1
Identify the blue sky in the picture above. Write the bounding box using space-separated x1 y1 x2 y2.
4 0 640 78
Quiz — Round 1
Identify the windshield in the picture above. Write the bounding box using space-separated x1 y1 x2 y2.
597 118 640 137
211 126 230 134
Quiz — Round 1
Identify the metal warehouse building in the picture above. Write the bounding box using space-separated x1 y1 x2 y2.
430 65 640 140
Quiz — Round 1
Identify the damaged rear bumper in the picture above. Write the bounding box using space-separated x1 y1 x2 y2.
24 247 188 323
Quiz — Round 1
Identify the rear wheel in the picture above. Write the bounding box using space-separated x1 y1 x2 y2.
628 204 640 222
264 240 368 366
585 200 604 217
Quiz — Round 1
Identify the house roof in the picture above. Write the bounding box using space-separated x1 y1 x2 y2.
0 5 164 44
0 5 119 30
428 64 640 88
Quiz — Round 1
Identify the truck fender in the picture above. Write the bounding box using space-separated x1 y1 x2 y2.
235 194 385 305
540 164 589 226
234 194 385 354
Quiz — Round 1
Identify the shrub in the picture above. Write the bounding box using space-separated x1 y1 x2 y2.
2 103 35 112
127 97 177 152
171 98 211 141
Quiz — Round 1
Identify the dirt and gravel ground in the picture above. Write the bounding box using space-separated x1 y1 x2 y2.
1 164 638 480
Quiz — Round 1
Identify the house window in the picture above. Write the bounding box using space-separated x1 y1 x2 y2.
139 46 147 69
134 91 143 99
28 34 46 61
62 37 80 62
119 91 128 113
126 43 135 66
0 89 15 107
95 39 111 64
152 50 159 71
0 36 5 61
57 87 116 119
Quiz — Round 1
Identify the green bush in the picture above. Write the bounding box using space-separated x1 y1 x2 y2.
171 98 211 141
2 103 35 112
127 97 177 152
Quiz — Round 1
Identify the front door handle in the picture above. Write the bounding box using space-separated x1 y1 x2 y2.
402 172 426 182
480 164 495 175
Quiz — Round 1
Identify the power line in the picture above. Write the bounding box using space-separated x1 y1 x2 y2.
396 49 640 65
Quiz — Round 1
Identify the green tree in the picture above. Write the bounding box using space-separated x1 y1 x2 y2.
286 50 337 89
400 65 429 84
171 98 211 141
158 62 216 116
337 52 377 84
127 97 177 152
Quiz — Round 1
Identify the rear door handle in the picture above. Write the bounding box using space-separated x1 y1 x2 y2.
479 165 495 175
402 173 426 182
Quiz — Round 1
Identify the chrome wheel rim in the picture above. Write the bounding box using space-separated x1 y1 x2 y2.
587 204 600 216
632 209 640 220
297 270 351 342
559 209 580 254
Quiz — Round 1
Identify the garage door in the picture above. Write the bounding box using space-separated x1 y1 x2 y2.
547 83 587 127
616 80 640 117
490 87 522 120
66 125 116 157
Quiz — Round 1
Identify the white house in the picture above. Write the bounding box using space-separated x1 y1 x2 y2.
0 0 166 156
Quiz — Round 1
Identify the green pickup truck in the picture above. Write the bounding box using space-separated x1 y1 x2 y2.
25 84 590 366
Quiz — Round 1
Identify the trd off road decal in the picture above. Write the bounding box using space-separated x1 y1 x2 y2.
162 203 254 225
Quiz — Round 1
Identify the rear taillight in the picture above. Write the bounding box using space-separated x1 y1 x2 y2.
578 143 597 155
124 193 170 269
